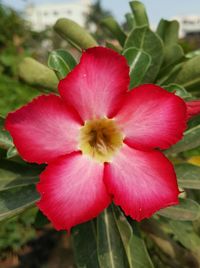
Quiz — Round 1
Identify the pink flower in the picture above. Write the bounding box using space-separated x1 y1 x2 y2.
186 100 200 119
6 47 187 231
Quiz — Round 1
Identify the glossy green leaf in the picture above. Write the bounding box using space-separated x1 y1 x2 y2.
114 206 154 268
124 26 164 82
163 84 192 100
0 116 13 150
175 55 200 91
156 19 179 46
18 57 58 91
72 220 100 268
123 47 151 88
54 18 97 50
0 184 39 222
48 49 76 80
169 221 200 259
167 124 200 154
175 163 200 189
101 17 126 46
158 198 200 221
129 1 149 27
97 206 129 268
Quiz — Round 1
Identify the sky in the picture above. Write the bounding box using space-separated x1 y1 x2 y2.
2 0 200 26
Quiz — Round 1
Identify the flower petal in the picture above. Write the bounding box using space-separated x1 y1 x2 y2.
37 152 111 231
186 100 200 119
115 84 187 150
5 95 82 164
104 144 179 221
59 47 130 121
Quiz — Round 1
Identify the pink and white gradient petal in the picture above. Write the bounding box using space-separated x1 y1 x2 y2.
59 47 130 121
37 152 111 231
5 95 82 164
104 144 180 221
114 84 187 151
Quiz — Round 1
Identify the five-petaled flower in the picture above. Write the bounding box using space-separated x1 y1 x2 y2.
6 47 187 231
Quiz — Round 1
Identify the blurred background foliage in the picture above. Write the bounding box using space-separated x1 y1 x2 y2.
0 0 200 267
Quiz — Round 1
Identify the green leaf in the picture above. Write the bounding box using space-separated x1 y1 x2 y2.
175 55 200 91
101 17 127 46
114 206 154 268
124 13 135 32
156 19 179 46
124 26 164 82
163 83 192 100
54 18 97 50
0 116 13 150
0 159 42 191
175 163 200 189
0 184 39 222
106 42 122 53
18 57 58 91
167 125 200 154
169 220 200 259
129 1 149 27
48 49 76 80
34 210 50 228
157 62 183 85
158 44 184 79
157 198 200 221
72 220 100 268
186 49 200 59
123 47 151 88
6 146 18 159
97 206 129 268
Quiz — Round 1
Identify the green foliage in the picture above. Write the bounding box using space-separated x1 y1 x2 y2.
48 49 77 80
1 0 200 267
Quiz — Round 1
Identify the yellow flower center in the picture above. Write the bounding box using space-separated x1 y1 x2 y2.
79 118 123 163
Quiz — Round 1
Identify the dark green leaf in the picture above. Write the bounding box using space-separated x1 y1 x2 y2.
114 206 154 268
0 184 39 221
129 1 149 27
0 116 13 150
158 198 200 221
34 210 50 228
72 220 100 268
0 159 42 191
123 47 151 88
175 163 200 189
167 125 200 154
175 55 200 91
156 19 179 46
158 44 184 79
169 220 200 258
101 17 126 46
54 18 97 50
97 206 129 268
163 84 192 100
48 49 76 80
124 26 164 82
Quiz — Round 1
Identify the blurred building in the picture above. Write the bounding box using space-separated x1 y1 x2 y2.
174 15 200 38
25 0 91 31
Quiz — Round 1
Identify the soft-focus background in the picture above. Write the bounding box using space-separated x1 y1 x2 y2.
0 0 200 267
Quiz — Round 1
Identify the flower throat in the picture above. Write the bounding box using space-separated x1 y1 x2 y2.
79 118 123 163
